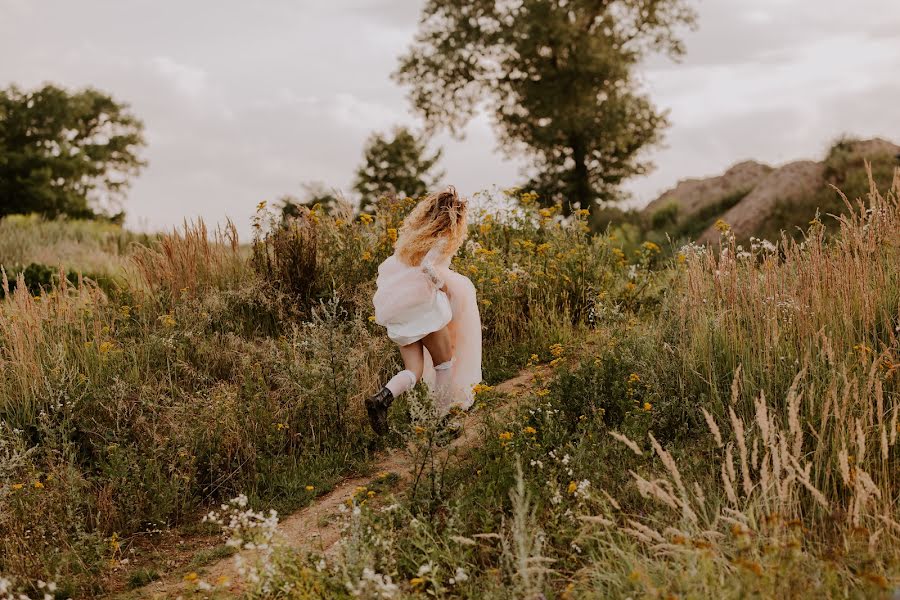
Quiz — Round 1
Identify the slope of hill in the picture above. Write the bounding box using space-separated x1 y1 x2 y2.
643 137 900 242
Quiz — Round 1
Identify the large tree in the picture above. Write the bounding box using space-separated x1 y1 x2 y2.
395 0 695 213
353 126 443 211
0 84 146 220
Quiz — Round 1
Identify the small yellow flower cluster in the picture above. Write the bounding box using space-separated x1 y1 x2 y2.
472 383 493 396
498 431 513 441
359 213 374 225
387 228 398 243
523 426 537 435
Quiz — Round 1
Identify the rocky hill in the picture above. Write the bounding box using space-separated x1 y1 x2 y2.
642 138 900 242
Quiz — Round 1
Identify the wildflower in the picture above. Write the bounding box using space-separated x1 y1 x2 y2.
576 208 590 217
160 314 176 328
520 191 539 204
305 485 315 491
536 389 550 397
549 358 563 367
367 490 376 498
676 253 687 264
536 242 552 254
498 431 513 441
481 298 492 307
539 208 553 218
409 577 425 588
714 219 731 233
568 481 578 495
275 422 287 430
256 201 267 211
472 383 493 395
359 213 374 225
12 483 23 491
549 343 564 357
642 241 661 254
387 228 398 243
468 265 479 275
184 572 199 583
120 305 132 317
449 566 469 584
34 481 44 489
628 373 640 384
99 341 115 354
368 315 377 323
523 426 537 435
361 250 372 261
414 425 426 436
643 402 652 412
529 353 539 363
479 223 492 235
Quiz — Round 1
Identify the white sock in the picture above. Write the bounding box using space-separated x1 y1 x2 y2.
385 369 417 397
433 358 456 415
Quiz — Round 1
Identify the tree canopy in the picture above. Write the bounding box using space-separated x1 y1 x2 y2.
0 84 146 220
395 0 695 213
353 126 443 211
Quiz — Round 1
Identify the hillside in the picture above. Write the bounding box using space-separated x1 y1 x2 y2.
643 137 900 242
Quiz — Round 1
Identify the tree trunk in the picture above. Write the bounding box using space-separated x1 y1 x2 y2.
569 134 591 215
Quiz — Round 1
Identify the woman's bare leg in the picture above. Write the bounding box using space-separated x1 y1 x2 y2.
398 341 425 381
422 327 457 415
421 327 453 365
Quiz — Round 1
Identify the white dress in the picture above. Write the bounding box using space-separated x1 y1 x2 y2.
372 240 482 411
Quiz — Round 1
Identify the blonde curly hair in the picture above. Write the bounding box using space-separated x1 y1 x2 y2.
395 186 468 266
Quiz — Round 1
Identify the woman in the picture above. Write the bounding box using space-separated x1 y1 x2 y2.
366 187 482 435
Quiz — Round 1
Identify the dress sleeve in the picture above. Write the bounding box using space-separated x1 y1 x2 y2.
421 239 447 289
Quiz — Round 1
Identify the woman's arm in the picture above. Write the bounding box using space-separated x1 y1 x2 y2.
421 239 447 291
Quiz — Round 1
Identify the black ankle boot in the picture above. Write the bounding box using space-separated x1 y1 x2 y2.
365 387 394 436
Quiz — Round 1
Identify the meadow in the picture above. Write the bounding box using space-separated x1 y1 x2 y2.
1 174 899 599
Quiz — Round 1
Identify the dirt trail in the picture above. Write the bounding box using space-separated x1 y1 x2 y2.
130 368 540 599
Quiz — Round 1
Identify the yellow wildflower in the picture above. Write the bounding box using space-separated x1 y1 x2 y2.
714 219 731 233
536 242 552 254
12 483 23 491
568 481 578 495
99 341 115 355
160 314 176 328
536 389 550 397
367 490 376 498
642 241 661 254
643 402 652 411
33 481 44 489
409 577 425 588
361 251 372 261
520 191 539 205
481 299 492 307
184 572 199 583
359 213 374 225
523 426 537 435
549 343 564 357
628 373 640 384
414 425 426 436
387 228 398 243
472 383 493 395
305 485 315 491
498 431 513 441
539 208 553 218
368 315 377 323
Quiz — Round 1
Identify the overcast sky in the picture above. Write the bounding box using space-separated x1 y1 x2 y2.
2 0 899 236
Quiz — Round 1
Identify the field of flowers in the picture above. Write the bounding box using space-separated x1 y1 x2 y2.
1 174 899 598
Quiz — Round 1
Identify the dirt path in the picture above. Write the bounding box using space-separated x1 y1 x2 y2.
129 368 541 599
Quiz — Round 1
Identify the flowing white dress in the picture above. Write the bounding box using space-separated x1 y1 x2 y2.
372 242 482 411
